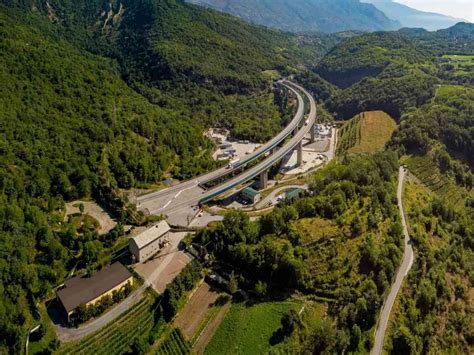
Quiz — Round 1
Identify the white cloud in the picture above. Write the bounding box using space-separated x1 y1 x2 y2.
395 0 474 22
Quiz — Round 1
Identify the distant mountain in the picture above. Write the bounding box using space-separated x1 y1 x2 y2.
187 0 401 33
400 22 474 55
363 0 466 31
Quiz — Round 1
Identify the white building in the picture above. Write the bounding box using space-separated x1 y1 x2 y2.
129 221 171 263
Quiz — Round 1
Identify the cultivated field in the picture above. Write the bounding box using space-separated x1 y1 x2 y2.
337 111 396 155
155 329 191 355
173 282 222 341
402 154 470 209
204 301 301 355
57 295 155 355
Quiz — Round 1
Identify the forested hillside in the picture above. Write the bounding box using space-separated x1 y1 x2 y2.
0 0 473 353
390 85 474 188
384 175 473 353
295 26 473 353
315 32 427 88
0 1 333 352
194 153 405 353
310 23 474 120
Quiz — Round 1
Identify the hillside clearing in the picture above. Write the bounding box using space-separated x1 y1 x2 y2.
204 301 301 355
337 111 397 155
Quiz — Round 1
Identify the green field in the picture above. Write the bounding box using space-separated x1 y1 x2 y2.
57 295 156 355
155 329 190 355
440 54 474 77
204 301 301 355
337 111 397 155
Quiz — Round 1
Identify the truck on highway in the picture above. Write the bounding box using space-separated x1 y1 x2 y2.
227 158 240 169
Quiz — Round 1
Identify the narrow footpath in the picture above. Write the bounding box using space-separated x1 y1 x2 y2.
371 166 414 355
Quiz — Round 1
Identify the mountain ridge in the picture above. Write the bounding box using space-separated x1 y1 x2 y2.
363 0 467 31
187 0 401 33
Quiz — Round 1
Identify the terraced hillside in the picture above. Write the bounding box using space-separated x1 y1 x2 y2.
337 111 397 155
401 155 471 209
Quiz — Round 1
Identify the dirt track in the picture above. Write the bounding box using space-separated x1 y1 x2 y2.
65 200 116 235
192 302 231 355
174 282 220 340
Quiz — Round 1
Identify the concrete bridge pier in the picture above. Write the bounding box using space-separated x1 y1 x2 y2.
310 123 316 143
259 170 269 189
297 141 303 167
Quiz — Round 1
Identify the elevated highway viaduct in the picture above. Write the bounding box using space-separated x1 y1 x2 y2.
137 81 317 225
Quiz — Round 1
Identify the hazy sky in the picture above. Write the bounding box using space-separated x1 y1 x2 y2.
395 0 474 22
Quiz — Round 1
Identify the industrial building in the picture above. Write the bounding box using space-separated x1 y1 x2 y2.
285 187 305 200
56 262 133 322
241 187 261 204
129 220 171 263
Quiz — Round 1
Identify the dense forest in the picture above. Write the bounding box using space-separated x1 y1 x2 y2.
0 0 334 351
390 85 474 187
0 0 473 353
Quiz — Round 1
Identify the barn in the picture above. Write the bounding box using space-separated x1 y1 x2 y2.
56 262 133 322
129 220 171 263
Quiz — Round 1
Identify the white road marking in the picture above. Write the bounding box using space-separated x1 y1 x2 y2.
162 200 172 209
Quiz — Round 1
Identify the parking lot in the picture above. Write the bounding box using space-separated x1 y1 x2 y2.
133 231 192 293
209 128 260 161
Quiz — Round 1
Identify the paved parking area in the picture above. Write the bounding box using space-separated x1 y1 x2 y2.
189 212 223 228
133 232 192 293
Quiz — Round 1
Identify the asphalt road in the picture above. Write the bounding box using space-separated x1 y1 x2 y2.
255 185 308 209
138 81 316 225
199 83 316 204
371 167 414 355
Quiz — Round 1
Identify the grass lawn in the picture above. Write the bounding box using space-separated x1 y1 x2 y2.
68 213 100 233
204 301 301 355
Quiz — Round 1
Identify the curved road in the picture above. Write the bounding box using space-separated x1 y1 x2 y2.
255 185 308 209
137 80 305 207
199 82 316 204
371 166 414 355
138 81 316 221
